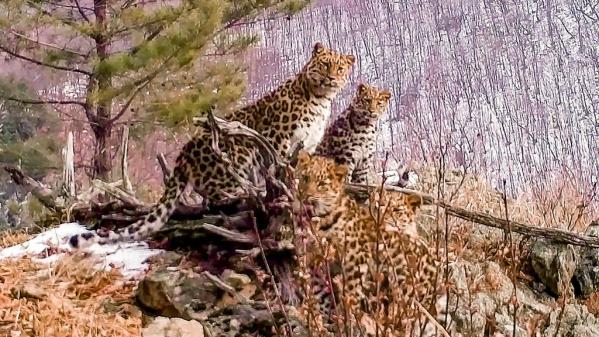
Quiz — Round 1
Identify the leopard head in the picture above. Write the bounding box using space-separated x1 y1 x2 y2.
377 191 423 237
302 42 356 98
352 83 391 120
296 151 347 216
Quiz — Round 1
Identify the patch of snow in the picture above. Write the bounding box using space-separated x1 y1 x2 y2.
378 170 419 188
0 222 163 279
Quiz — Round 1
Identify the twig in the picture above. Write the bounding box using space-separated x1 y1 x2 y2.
414 300 452 337
3 96 86 107
501 180 518 337
5 28 86 56
251 216 292 336
202 271 251 304
120 126 134 194
0 44 91 75
156 153 170 184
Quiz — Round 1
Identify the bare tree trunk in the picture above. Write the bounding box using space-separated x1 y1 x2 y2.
62 131 76 197
120 125 134 194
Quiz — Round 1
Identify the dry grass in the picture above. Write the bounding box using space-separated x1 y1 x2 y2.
415 165 597 232
0 230 34 249
414 165 598 266
583 293 599 316
0 254 141 337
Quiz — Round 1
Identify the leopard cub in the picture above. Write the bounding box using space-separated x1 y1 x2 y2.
295 151 446 336
315 83 390 184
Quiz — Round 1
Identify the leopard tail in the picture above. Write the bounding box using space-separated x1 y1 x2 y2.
69 156 190 248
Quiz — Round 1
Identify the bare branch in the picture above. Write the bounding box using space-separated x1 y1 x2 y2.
71 0 90 22
3 96 86 107
5 29 86 57
108 78 151 123
0 44 91 76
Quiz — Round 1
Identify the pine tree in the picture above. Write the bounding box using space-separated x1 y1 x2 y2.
0 80 60 180
0 0 308 180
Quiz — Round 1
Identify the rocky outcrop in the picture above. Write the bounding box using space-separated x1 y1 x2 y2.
447 258 599 337
544 303 599 337
530 239 578 296
136 256 306 337
573 221 599 298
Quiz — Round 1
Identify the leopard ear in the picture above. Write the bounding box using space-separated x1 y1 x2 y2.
313 42 325 56
346 54 356 64
333 164 348 181
357 83 368 95
380 90 391 101
405 194 422 211
297 151 311 166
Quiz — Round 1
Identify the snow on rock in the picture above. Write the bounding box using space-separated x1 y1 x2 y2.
0 222 163 279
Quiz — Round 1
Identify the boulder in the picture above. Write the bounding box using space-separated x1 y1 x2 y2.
572 221 599 298
447 261 552 337
202 303 308 337
136 267 221 319
530 239 578 296
142 317 204 337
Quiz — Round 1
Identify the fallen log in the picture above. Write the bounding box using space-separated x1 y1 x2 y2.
345 183 599 248
440 202 599 248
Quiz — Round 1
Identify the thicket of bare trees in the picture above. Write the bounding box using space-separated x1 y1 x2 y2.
241 0 597 202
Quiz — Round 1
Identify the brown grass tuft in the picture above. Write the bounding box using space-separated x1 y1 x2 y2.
0 254 141 336
0 230 33 249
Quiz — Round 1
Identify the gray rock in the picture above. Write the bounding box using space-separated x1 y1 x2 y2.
530 240 578 297
494 309 527 337
142 317 204 337
221 269 252 290
544 303 599 337
447 261 553 337
136 267 221 319
202 303 308 337
573 221 599 298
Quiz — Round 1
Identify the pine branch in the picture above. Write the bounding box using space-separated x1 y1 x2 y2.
0 44 91 76
4 96 86 107
26 0 79 27
5 29 86 57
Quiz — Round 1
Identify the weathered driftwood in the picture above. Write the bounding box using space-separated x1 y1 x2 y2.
119 125 134 194
62 131 76 197
3 166 63 212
